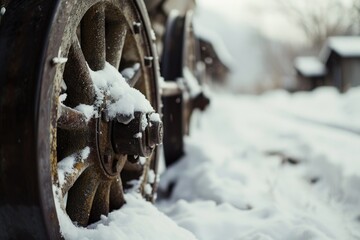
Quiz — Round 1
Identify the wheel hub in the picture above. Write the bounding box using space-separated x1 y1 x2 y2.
112 111 163 158
98 108 162 177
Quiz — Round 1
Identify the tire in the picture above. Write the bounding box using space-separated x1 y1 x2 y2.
161 10 209 167
0 0 161 238
161 10 185 167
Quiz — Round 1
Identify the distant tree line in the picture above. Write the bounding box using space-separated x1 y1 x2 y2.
275 0 360 51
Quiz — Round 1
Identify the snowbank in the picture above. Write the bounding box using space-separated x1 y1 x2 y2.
262 87 360 134
57 192 197 240
158 90 360 240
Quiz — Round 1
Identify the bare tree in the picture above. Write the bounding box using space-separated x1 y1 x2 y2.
352 0 360 33
274 0 357 51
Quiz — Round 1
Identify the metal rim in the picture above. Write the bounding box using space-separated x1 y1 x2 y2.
182 10 198 74
44 0 160 228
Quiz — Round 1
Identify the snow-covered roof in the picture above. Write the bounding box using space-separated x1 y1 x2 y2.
294 56 326 77
320 36 360 62
193 21 234 69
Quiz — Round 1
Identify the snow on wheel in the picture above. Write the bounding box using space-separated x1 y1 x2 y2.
0 0 161 238
161 10 209 167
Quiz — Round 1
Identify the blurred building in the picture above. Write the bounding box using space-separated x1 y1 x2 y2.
320 36 360 92
145 0 231 85
198 37 230 84
145 0 196 57
294 56 326 91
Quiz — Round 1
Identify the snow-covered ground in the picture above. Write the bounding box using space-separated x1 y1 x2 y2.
261 87 360 134
63 87 360 239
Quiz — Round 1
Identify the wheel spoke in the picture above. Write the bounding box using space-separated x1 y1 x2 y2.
57 104 88 130
58 149 95 196
110 177 126 210
123 160 144 172
121 161 144 189
89 180 111 224
66 166 100 226
57 128 89 162
121 63 141 87
63 37 95 106
81 4 106 71
106 23 127 69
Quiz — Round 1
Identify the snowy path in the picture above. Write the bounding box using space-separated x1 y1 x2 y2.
261 87 360 135
157 91 360 240
62 88 360 240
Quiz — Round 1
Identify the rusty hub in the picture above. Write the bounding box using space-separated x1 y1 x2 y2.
112 112 163 157
98 108 125 177
98 110 162 177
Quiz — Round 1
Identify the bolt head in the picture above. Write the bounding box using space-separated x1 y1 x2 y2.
144 56 153 67
133 22 142 34
147 120 163 148
116 113 133 124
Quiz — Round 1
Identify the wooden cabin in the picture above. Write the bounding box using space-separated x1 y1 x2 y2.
320 36 360 92
198 37 231 84
294 56 326 91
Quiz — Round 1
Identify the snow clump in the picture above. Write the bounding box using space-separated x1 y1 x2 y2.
89 62 154 122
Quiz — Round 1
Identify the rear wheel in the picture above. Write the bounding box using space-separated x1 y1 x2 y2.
161 10 209 167
0 0 161 238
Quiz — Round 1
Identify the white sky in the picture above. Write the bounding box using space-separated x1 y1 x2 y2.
196 0 355 45
196 0 306 44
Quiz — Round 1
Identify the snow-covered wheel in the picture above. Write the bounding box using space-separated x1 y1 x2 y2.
161 10 209 167
0 0 161 238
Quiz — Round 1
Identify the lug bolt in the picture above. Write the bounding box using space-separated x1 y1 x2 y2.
116 113 133 124
112 111 163 158
147 118 163 148
133 22 142 34
144 56 153 67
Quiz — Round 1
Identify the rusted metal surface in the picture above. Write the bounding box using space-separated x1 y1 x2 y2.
160 9 210 167
162 93 185 166
81 4 106 71
106 22 127 70
0 0 62 239
160 11 185 166
112 111 163 158
59 150 93 196
122 63 142 87
57 104 88 130
63 38 95 107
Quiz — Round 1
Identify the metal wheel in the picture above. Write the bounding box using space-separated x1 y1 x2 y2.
0 0 161 238
161 10 209 167
161 10 186 167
